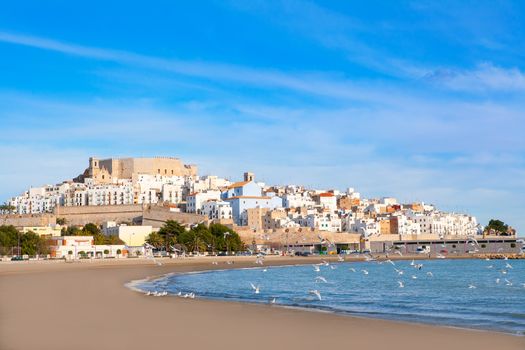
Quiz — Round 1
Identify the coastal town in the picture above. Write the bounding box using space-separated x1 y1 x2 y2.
0 156 520 260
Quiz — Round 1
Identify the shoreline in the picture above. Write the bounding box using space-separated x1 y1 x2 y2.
125 259 524 337
1 256 524 350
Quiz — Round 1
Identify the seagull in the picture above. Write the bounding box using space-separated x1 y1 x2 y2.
250 283 260 294
410 260 415 266
411 275 418 279
386 259 395 266
505 279 513 286
338 255 345 262
426 271 433 277
505 262 513 269
262 268 268 272
486 265 493 269
364 254 376 261
349 267 356 272
309 289 322 301
394 268 404 275
177 291 182 296
313 265 321 272
322 260 329 266
485 258 491 261
145 291 152 296
398 281 404 288
212 261 218 265
415 264 423 270
361 269 369 275
468 284 477 289
330 265 337 270
270 298 276 304
315 276 328 283
255 255 264 265
395 251 403 256
496 278 500 284
501 270 508 275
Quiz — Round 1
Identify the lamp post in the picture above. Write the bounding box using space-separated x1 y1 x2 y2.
17 229 21 257
224 232 230 255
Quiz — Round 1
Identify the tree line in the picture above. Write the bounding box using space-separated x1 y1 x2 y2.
146 220 244 254
0 225 50 256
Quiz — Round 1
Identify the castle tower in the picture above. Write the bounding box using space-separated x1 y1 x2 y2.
244 172 255 182
88 157 100 177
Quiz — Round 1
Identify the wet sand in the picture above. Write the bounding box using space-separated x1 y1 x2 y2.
1 256 523 350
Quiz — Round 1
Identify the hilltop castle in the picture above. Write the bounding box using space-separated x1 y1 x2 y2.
76 156 198 184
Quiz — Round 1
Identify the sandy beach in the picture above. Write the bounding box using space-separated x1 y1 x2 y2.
1 256 523 350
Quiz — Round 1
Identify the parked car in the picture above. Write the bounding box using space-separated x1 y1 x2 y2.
294 251 311 257
11 256 24 261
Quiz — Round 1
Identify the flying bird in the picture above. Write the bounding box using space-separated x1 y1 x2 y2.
309 289 322 301
315 276 328 283
250 283 260 294
397 281 404 288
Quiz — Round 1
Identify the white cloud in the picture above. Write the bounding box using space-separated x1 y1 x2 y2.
424 63 525 92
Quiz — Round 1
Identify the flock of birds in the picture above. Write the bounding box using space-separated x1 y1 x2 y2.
242 252 524 304
142 242 524 301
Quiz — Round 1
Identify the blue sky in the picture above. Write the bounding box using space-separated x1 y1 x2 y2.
0 1 524 234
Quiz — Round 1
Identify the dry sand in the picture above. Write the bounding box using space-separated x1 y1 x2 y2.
1 256 523 350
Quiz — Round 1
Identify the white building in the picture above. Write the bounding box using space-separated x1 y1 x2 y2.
282 193 316 208
186 190 221 214
317 193 337 212
49 236 125 259
303 213 342 232
201 200 232 220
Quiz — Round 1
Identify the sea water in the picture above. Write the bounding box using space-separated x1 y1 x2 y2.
135 259 525 335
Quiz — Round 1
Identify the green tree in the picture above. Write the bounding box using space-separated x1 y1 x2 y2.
179 224 212 253
20 231 41 255
145 232 164 249
82 223 101 236
56 218 66 225
209 223 244 252
486 219 510 235
105 235 125 245
158 220 186 250
63 226 81 236
0 225 19 255
93 234 107 245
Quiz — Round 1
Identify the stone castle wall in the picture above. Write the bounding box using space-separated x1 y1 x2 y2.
0 214 56 228
95 157 197 179
54 205 144 226
142 206 207 228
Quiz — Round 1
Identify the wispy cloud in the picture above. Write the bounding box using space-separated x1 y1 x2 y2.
424 63 525 92
0 31 381 101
